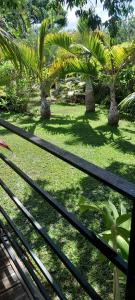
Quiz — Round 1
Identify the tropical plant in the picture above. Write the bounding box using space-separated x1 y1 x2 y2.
45 30 106 113
93 32 133 125
102 41 128 126
46 29 133 125
4 76 32 113
0 27 24 70
79 199 131 300
18 18 71 118
118 91 135 117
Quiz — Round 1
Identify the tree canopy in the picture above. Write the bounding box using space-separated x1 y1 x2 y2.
57 0 134 36
0 0 67 37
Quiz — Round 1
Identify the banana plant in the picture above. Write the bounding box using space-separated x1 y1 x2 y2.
79 199 131 300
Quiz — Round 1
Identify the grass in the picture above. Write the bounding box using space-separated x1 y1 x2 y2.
0 104 135 299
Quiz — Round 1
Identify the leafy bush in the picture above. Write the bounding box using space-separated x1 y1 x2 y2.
5 78 31 112
0 61 34 113
116 65 135 104
52 77 85 104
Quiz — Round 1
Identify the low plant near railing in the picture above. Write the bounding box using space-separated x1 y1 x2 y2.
79 199 131 300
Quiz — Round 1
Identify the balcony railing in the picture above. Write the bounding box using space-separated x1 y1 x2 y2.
0 118 135 300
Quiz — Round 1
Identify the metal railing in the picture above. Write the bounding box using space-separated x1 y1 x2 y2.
0 118 135 300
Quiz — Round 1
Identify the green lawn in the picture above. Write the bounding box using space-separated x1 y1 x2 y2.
0 104 134 299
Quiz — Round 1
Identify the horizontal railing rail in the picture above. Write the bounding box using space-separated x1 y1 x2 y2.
0 119 135 300
0 157 127 275
0 119 135 200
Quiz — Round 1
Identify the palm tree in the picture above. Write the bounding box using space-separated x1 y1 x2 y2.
102 39 128 126
19 19 69 119
45 31 106 114
49 31 131 126
77 17 100 113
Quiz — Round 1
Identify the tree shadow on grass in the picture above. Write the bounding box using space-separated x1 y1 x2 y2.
95 123 122 141
113 139 135 155
121 128 135 135
106 160 135 183
65 119 107 147
8 112 105 148
95 123 135 155
1 111 134 156
10 174 117 299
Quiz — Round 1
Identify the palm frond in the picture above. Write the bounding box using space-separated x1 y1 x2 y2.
18 44 37 74
0 27 24 69
93 31 110 46
77 18 89 35
38 18 49 71
119 92 135 108
111 45 127 68
45 32 73 52
81 32 106 65
48 56 98 81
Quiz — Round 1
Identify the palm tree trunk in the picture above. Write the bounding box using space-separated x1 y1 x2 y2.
85 78 95 113
108 82 119 126
40 82 51 119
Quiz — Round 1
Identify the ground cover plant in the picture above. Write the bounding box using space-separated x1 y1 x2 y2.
0 104 134 299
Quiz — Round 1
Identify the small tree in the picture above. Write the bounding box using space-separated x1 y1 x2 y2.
101 37 128 126
20 19 69 119
45 31 106 113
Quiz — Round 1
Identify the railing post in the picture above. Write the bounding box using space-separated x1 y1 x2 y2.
126 202 135 300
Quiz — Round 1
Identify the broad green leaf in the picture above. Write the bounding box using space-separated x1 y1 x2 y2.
117 227 130 243
108 239 113 249
79 201 100 214
108 201 119 220
79 204 91 213
99 230 111 242
116 236 129 261
119 219 131 231
103 206 114 228
116 214 130 226
120 202 127 215
100 230 111 235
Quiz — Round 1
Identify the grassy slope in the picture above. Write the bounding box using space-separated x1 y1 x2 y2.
0 104 135 299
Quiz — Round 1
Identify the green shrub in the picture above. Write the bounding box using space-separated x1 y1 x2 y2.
5 77 31 113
